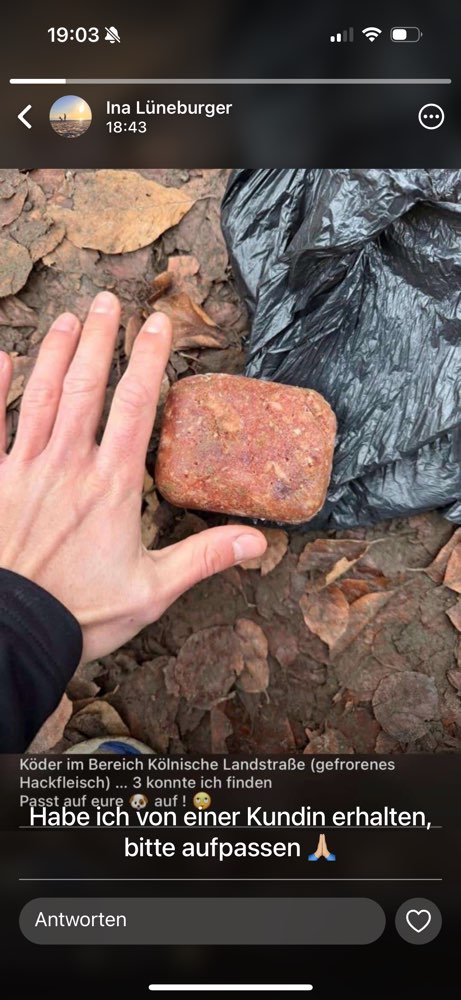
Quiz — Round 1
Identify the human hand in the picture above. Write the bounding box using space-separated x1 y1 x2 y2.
0 292 266 662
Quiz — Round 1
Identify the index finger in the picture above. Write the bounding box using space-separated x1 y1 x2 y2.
98 312 172 488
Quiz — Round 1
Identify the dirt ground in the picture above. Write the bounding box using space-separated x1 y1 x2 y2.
2 167 461 754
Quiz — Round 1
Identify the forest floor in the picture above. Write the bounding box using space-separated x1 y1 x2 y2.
2 167 460 754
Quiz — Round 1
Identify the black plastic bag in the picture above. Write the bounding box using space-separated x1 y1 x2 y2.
221 169 461 528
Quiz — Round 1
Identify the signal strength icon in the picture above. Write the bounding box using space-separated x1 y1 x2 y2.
330 28 354 43
362 27 382 42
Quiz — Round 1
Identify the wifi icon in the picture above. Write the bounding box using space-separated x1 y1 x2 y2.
362 26 382 42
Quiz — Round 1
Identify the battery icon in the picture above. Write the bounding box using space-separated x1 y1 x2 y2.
391 27 422 42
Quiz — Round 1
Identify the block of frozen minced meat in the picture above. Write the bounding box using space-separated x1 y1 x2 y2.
155 373 336 523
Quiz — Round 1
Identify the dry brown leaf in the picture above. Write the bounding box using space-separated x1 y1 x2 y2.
141 492 160 549
29 223 66 263
330 590 394 658
50 170 194 254
304 727 353 754
7 354 35 407
375 732 400 753
210 706 233 752
148 255 206 310
7 374 25 407
166 253 208 303
221 566 246 597
168 512 208 545
372 671 439 740
0 295 37 328
334 705 380 753
112 657 179 753
143 470 155 495
11 178 65 263
67 701 130 739
163 193 229 283
425 527 461 583
153 292 228 350
240 527 289 576
66 673 100 702
446 599 461 632
28 694 73 752
299 585 350 650
157 373 170 409
124 312 143 358
338 578 371 603
350 570 392 591
168 254 199 277
0 180 27 227
267 624 300 668
43 237 101 275
447 669 461 691
174 626 243 709
235 618 270 693
298 538 369 591
0 169 27 202
324 555 362 586
148 271 174 304
141 517 159 550
28 168 69 201
444 545 461 594
0 239 32 297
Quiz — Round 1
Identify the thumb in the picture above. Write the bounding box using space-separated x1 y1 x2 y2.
150 525 267 608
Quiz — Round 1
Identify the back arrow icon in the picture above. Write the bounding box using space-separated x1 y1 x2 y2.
18 104 32 128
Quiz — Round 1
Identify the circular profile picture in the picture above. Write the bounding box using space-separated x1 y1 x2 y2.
49 95 92 138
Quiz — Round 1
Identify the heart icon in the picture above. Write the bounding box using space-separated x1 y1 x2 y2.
406 909 431 933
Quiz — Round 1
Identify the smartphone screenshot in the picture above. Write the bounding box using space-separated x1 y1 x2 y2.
0 2 459 996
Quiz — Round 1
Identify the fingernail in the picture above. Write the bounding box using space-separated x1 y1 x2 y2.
232 533 267 563
0 352 7 372
144 312 168 334
90 291 117 314
52 312 79 333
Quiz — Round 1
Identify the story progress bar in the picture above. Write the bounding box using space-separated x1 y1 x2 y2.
10 78 453 85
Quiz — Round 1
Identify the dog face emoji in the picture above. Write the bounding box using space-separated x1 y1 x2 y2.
129 793 148 810
193 791 212 810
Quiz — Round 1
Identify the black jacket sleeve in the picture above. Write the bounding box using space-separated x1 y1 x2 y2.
0 569 82 752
